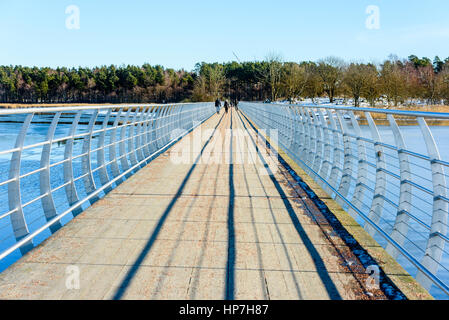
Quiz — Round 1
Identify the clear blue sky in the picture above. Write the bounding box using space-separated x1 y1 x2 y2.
1 0 449 70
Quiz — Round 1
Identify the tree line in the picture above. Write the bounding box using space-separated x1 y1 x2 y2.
0 64 195 104
2 55 449 107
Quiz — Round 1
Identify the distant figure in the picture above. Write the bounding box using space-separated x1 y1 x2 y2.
234 99 239 112
224 100 229 113
215 98 221 114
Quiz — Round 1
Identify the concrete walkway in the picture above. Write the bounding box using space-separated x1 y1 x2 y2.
0 109 395 300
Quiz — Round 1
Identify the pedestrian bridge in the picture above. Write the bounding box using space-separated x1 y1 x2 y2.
0 102 447 299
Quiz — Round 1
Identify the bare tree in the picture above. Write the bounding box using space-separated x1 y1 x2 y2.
418 65 440 104
280 62 308 102
439 65 449 104
316 56 345 103
192 63 225 101
362 64 381 107
343 63 379 107
380 59 407 107
261 52 283 101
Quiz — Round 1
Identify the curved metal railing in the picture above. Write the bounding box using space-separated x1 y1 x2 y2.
0 103 215 269
240 101 449 298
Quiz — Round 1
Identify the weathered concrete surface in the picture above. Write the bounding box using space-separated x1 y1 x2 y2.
0 109 421 300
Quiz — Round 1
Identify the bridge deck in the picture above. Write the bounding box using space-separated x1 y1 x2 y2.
0 109 394 300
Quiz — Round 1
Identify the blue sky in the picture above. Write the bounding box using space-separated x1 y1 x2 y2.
1 0 449 70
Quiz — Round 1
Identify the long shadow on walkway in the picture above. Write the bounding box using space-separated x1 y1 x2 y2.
236 111 343 300
225 108 235 300
112 114 225 300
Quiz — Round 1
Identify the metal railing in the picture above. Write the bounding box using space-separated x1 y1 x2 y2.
0 103 215 267
240 101 449 298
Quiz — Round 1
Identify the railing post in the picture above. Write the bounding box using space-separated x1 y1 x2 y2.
127 109 140 170
82 110 100 205
326 109 342 197
304 107 315 169
8 114 34 254
335 111 353 201
176 105 185 139
317 108 332 187
40 111 62 233
385 114 412 259
64 111 83 216
349 111 369 219
108 108 124 185
156 106 168 149
135 107 146 166
416 117 448 290
364 112 386 237
120 108 132 179
167 105 177 142
291 106 302 158
148 106 159 154
97 109 113 194
162 106 171 146
299 107 312 171
312 109 324 175
141 106 151 160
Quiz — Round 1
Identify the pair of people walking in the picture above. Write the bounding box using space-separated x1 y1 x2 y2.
215 98 238 114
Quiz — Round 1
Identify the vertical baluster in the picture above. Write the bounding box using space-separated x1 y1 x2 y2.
134 107 145 166
162 106 171 146
64 111 83 216
291 106 302 155
141 106 151 160
148 106 159 154
8 114 34 254
96 109 112 194
385 114 412 259
81 110 100 205
176 105 185 139
364 112 386 237
280 106 287 146
335 111 353 201
289 106 296 150
317 108 332 184
349 111 369 218
147 106 157 154
277 107 284 147
40 111 62 233
312 109 323 175
119 108 132 178
416 117 448 290
109 108 124 185
304 108 316 167
294 106 306 162
299 107 310 167
326 109 342 196
127 109 139 169
157 106 168 149
168 105 177 142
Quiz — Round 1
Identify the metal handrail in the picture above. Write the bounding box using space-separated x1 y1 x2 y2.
0 103 215 264
240 101 449 298
287 103 449 119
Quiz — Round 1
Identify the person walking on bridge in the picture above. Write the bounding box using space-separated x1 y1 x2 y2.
233 99 239 112
215 98 221 114
224 100 229 113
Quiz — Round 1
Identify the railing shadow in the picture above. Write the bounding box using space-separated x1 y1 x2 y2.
112 113 225 300
237 110 343 300
225 109 235 300
234 110 304 299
